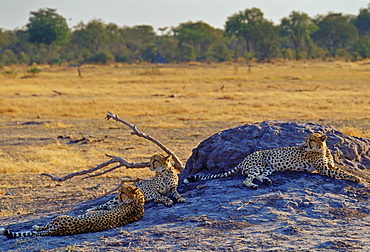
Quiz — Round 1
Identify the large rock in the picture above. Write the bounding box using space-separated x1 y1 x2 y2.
181 121 370 181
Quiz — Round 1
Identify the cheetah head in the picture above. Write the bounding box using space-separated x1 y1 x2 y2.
148 154 172 172
116 185 142 204
304 133 328 152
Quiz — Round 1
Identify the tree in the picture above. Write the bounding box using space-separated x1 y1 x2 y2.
72 20 109 52
156 36 178 62
280 11 318 60
352 35 370 59
27 8 70 46
26 8 69 66
120 25 156 62
225 8 279 62
313 13 358 57
174 21 224 61
353 4 370 35
225 8 263 54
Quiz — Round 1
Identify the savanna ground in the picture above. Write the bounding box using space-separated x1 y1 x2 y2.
0 60 369 250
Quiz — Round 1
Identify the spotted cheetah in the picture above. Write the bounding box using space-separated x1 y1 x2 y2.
88 154 185 209
184 133 362 189
0 185 144 238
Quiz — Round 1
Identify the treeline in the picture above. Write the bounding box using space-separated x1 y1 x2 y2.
0 6 369 67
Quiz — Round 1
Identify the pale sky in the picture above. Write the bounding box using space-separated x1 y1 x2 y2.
1 0 369 32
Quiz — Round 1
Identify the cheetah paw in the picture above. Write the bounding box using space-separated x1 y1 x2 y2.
177 197 186 203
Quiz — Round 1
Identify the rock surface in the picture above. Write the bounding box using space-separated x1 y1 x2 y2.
1 172 369 251
182 121 370 181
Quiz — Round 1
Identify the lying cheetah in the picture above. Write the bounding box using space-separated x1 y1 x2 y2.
184 133 362 189
0 185 144 238
88 154 185 209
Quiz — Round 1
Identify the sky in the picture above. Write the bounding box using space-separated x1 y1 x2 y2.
1 0 369 32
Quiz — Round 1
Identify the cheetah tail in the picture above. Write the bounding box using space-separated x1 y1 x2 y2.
183 165 241 183
0 228 36 239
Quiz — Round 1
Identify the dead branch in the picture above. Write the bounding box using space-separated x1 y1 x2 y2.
41 154 148 182
41 112 183 182
53 90 64 95
82 155 148 180
106 111 184 172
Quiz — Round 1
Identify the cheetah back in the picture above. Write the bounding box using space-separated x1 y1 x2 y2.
1 185 144 238
184 133 362 189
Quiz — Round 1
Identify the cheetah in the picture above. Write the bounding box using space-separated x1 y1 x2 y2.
0 185 144 238
184 133 362 189
88 154 185 209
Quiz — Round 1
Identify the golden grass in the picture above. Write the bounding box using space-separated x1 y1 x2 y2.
0 60 369 175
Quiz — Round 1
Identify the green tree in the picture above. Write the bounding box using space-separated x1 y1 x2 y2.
27 8 70 45
225 8 263 54
156 36 178 62
352 35 370 58
176 43 197 62
175 21 224 61
72 20 109 52
120 25 156 62
225 8 279 62
280 11 318 60
353 4 370 35
313 13 358 57
26 8 69 66
207 42 233 62
105 23 129 63
0 49 18 65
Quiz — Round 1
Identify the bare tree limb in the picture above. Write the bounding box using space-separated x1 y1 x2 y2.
106 111 184 172
82 155 148 180
41 112 183 182
41 154 149 182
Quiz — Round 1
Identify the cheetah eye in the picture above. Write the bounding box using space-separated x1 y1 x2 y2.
153 160 161 166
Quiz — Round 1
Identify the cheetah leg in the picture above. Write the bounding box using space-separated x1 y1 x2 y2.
315 163 362 183
255 166 274 186
150 190 174 207
325 149 336 168
153 194 174 207
170 188 186 203
242 173 259 189
241 165 265 189
33 223 56 236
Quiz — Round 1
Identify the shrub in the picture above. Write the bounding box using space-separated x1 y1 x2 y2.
25 67 41 77
2 70 17 78
86 51 114 64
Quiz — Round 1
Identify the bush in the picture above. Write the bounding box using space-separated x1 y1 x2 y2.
2 70 17 78
281 49 294 60
25 67 41 77
86 51 114 64
116 54 129 63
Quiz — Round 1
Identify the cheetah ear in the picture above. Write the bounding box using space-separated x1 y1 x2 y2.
133 188 141 194
165 155 172 161
320 135 328 142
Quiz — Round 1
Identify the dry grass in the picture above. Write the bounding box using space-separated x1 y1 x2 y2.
0 60 369 176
